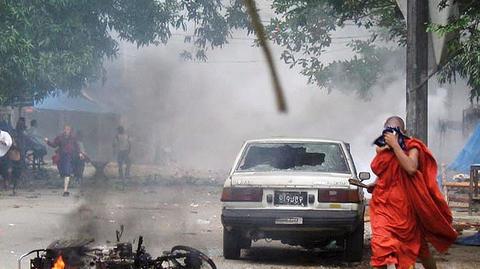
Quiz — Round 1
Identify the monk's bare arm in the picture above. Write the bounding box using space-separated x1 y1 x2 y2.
384 132 419 176
392 147 419 176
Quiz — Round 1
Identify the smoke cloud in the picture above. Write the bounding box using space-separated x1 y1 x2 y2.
84 28 470 182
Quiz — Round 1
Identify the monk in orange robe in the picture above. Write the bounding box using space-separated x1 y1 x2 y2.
369 116 457 269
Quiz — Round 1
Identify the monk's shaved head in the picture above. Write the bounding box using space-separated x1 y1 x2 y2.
384 116 406 132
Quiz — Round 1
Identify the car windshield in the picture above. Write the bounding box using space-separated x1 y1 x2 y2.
236 142 350 173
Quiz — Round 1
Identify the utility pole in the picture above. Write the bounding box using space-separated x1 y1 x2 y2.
406 0 429 144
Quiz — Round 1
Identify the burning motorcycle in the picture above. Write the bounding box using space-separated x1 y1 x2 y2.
18 229 216 269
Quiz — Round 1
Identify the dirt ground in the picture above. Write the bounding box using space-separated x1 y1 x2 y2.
1 178 479 269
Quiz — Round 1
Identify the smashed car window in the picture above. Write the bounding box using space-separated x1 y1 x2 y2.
237 142 350 173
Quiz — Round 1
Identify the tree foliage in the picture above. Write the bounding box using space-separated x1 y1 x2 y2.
0 0 248 104
429 1 480 101
302 40 404 98
263 0 480 99
263 0 405 97
2 0 480 103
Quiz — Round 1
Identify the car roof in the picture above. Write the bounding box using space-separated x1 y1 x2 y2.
244 137 346 144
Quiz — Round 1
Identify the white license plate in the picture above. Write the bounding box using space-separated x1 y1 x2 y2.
275 217 303 225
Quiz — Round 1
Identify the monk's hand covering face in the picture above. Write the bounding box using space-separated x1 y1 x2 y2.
384 132 400 150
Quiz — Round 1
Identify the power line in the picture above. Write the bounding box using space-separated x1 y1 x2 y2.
330 35 371 40
178 48 354 64
195 60 262 64
171 32 371 42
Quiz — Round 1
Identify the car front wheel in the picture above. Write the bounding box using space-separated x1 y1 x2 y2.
223 228 241 259
345 221 364 262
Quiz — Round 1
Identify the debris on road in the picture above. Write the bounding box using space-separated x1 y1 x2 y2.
197 219 211 225
453 221 480 233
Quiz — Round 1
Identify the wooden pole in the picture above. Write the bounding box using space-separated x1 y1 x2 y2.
441 163 449 204
244 0 287 112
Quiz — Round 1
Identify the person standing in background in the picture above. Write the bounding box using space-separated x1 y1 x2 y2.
27 119 41 140
7 139 22 195
26 119 47 167
0 114 14 134
45 125 79 196
113 126 131 179
73 130 87 184
14 117 27 165
0 129 13 193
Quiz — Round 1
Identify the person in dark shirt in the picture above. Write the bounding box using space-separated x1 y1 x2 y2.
0 113 14 134
14 117 27 164
45 125 79 196
26 119 47 167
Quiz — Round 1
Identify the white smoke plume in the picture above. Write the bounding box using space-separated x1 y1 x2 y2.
87 29 469 181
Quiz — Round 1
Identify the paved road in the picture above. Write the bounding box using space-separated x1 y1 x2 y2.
0 182 478 269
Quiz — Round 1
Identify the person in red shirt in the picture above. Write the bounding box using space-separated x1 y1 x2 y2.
45 125 79 197
369 116 457 269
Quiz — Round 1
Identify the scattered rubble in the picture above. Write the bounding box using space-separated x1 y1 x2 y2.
197 219 211 225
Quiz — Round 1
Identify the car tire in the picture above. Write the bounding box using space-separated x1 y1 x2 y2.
223 228 241 259
345 221 364 262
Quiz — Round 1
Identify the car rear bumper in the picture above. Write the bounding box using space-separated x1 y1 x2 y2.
221 208 362 233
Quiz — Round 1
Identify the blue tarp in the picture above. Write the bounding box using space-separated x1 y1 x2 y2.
34 93 113 114
449 124 480 173
456 232 480 246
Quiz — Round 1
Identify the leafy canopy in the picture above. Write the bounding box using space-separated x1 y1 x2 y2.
0 0 248 104
264 0 480 100
428 1 480 101
2 0 480 103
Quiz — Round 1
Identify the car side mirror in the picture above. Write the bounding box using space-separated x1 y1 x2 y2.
358 172 371 181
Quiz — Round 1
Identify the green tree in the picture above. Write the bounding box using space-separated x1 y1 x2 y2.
262 0 480 100
0 0 247 104
264 0 406 98
2 0 480 103
429 1 480 101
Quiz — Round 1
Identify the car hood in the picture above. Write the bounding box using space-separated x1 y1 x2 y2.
229 172 353 188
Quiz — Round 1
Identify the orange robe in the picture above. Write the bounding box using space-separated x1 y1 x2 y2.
370 138 457 269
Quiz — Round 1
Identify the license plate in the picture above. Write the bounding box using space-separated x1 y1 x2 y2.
274 191 307 206
275 217 303 225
